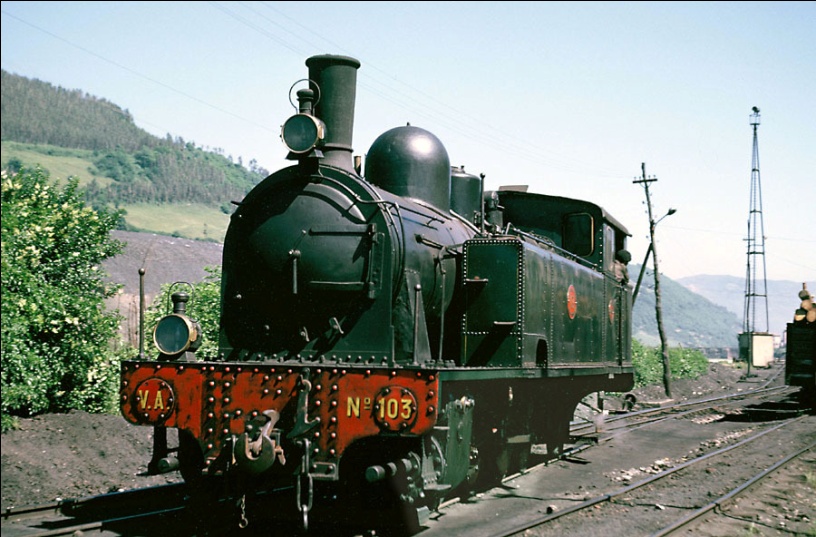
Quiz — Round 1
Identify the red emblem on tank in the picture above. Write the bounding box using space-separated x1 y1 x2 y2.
133 378 175 424
608 299 615 322
567 285 578 319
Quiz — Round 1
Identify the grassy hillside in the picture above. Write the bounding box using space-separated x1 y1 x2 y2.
122 203 230 242
0 141 113 189
1 142 232 241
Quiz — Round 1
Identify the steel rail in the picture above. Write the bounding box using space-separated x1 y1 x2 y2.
488 415 806 537
571 383 792 434
649 442 816 537
9 506 187 537
1 483 190 537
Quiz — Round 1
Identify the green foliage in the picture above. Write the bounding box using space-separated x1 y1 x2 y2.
6 157 23 174
1 70 155 152
631 339 710 388
1 167 128 431
145 266 222 360
83 143 261 207
92 149 140 183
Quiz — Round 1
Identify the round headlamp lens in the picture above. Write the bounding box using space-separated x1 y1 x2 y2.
153 314 194 355
282 114 323 154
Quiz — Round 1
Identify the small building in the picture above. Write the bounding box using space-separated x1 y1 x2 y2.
738 332 775 368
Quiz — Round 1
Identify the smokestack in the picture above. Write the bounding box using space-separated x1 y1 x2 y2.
305 55 361 173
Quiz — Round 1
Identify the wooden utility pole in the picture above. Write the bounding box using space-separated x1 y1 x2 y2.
633 163 672 398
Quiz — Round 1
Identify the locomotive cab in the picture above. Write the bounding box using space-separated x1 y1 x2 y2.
490 188 631 273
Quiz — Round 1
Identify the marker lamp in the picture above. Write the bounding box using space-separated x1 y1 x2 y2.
282 114 325 154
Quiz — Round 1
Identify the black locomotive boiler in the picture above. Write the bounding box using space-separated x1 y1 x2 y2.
120 54 635 533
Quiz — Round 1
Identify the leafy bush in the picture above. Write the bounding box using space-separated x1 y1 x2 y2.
631 339 709 388
1 167 127 431
6 157 23 174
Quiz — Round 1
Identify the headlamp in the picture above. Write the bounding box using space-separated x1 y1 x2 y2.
153 314 201 356
281 113 325 154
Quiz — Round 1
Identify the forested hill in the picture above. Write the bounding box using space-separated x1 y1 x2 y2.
1 69 266 212
1 69 156 151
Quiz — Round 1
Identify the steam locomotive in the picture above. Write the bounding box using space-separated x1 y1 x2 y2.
786 284 815 404
120 54 635 533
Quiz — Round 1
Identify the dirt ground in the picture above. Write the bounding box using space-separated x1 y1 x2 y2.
0 362 762 510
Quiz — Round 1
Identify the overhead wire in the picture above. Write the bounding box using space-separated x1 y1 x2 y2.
5 3 810 282
244 1 632 179
0 8 277 140
3 3 631 180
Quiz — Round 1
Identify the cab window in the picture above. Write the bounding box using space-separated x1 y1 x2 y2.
563 213 594 256
604 225 616 272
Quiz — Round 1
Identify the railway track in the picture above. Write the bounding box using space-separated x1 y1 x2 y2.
1 482 306 537
419 373 815 537
570 384 796 442
1 484 189 537
491 416 814 537
651 441 815 536
4 367 811 537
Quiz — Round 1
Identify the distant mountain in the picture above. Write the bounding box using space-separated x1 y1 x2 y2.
676 274 807 340
631 265 743 348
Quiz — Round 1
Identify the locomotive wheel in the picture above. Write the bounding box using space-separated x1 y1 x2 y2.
178 430 205 484
508 441 531 474
496 444 512 478
548 424 573 459
470 434 532 492
494 440 531 477
472 431 508 489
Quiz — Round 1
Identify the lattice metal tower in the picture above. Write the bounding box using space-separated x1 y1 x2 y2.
742 106 770 336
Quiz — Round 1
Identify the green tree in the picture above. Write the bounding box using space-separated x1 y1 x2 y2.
1 167 126 431
92 149 139 182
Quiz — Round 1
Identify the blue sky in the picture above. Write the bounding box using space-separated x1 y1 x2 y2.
2 1 814 292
